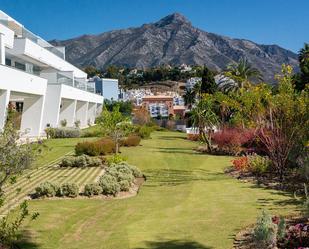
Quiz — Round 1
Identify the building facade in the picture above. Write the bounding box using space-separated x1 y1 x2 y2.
0 11 103 137
90 77 119 101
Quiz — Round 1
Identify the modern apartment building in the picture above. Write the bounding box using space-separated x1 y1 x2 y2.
0 11 103 137
89 76 119 101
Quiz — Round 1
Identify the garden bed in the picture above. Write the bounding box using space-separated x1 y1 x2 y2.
225 166 304 193
234 215 309 249
30 176 145 201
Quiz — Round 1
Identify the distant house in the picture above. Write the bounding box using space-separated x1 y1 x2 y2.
142 95 186 118
186 77 201 90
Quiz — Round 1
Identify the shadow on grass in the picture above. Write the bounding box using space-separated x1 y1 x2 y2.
134 239 212 249
156 147 201 155
15 230 40 249
241 184 303 210
144 168 227 187
157 135 187 141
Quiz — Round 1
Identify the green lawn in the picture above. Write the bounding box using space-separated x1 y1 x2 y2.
19 131 299 249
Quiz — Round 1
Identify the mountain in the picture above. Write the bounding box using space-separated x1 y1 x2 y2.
50 13 298 82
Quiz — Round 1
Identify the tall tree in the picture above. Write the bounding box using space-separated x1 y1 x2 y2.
97 106 133 153
183 88 196 110
191 96 219 152
296 43 309 91
222 57 263 91
200 66 217 94
0 121 39 248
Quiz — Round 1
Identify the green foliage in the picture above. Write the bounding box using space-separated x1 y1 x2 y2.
296 43 309 91
277 217 286 240
191 96 219 152
104 99 133 117
106 154 127 166
59 155 102 168
223 57 263 92
253 210 277 246
60 119 67 127
201 66 217 94
248 154 272 175
83 183 101 197
134 125 152 139
0 201 39 248
98 174 120 196
35 181 58 197
128 164 143 178
75 138 115 156
97 105 133 153
57 183 79 198
45 128 80 138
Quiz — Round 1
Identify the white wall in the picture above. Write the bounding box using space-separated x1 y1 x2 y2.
102 78 119 101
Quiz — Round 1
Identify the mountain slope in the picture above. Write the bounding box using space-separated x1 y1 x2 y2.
51 13 298 82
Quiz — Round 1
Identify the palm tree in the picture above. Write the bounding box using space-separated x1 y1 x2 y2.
191 97 219 152
183 88 196 110
220 57 263 92
299 43 309 66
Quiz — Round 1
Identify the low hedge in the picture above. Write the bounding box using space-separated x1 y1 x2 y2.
75 138 116 156
121 135 141 147
59 155 102 168
34 182 79 198
45 127 81 139
84 183 101 196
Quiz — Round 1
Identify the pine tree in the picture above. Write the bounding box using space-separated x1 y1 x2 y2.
200 66 217 94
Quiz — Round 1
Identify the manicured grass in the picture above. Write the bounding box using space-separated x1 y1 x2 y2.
0 137 100 215
19 131 299 249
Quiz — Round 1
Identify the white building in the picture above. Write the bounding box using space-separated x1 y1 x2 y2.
186 77 201 90
0 11 103 137
89 77 119 101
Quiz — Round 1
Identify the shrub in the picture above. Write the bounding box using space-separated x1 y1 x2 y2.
106 154 127 166
122 135 141 147
248 154 272 175
59 155 102 168
128 164 143 178
74 120 81 128
60 119 67 127
212 127 255 155
135 125 152 139
119 180 131 191
57 183 79 197
253 210 278 247
99 174 120 196
231 156 249 172
34 182 58 198
45 128 80 138
84 183 101 196
75 138 115 156
106 165 134 183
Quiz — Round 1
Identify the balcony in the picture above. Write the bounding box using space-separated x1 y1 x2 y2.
9 38 86 78
0 64 47 95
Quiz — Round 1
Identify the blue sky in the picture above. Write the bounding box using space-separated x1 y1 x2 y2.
1 0 308 52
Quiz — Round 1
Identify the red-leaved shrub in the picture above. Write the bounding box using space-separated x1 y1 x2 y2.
122 135 141 147
231 156 249 172
212 127 255 155
75 138 116 156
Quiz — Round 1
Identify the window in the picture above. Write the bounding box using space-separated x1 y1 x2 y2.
14 61 26 71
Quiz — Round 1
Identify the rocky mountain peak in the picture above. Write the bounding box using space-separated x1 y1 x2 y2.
154 12 191 27
51 13 298 83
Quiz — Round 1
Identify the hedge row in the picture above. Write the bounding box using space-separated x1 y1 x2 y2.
45 128 81 138
34 162 143 198
75 138 116 156
59 155 103 168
